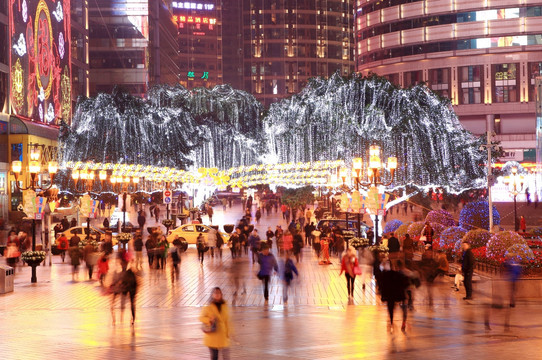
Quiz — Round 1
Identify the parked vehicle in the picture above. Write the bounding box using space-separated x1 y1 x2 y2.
166 224 230 244
316 219 368 237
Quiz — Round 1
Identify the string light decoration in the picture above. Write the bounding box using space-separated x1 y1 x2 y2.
265 73 486 191
60 74 486 193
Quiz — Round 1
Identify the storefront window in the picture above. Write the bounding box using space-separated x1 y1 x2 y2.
459 66 483 104
493 63 518 103
429 68 450 98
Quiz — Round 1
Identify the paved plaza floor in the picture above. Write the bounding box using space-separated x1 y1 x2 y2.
1 204 542 359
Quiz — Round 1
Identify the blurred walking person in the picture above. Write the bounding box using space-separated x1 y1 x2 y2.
293 231 303 263
281 253 299 303
207 227 218 258
197 233 207 265
83 242 98 280
200 287 232 360
110 256 138 325
257 245 278 303
359 246 374 291
462 241 474 300
282 230 293 256
380 260 410 333
230 258 246 297
340 247 359 303
133 230 144 270
69 244 82 281
170 244 182 283
265 227 274 250
248 229 261 263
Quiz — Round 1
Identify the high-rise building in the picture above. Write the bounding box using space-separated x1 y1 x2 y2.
88 0 181 96
71 0 91 107
242 0 356 107
173 0 223 89
355 1 542 160
3 0 90 216
222 1 244 91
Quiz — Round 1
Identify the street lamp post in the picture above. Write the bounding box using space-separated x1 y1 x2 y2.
111 175 139 233
347 145 397 245
11 145 58 283
71 169 106 240
505 166 524 232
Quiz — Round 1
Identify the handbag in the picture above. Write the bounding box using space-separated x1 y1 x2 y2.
353 265 362 276
256 270 264 280
201 319 217 333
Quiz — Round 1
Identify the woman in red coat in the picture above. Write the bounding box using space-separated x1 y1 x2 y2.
340 247 359 301
282 231 293 255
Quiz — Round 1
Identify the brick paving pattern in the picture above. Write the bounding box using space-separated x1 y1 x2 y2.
1 203 542 359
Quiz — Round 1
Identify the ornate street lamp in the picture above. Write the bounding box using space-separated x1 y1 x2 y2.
504 166 524 232
11 145 58 283
347 145 397 244
71 169 105 241
110 175 137 233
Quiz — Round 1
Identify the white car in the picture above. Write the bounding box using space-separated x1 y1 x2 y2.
166 224 230 244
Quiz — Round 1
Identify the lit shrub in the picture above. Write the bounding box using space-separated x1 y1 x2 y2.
439 226 466 249
486 231 527 261
459 200 500 231
407 221 425 239
384 219 403 235
425 209 455 227
505 244 535 263
462 229 492 249
395 222 412 240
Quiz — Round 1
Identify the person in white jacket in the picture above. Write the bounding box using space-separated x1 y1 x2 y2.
207 228 218 258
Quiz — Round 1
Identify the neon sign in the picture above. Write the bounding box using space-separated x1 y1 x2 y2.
10 0 71 124
174 15 216 24
187 71 210 80
171 2 214 10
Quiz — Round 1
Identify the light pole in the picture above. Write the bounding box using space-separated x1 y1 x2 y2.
345 145 397 245
11 145 58 283
110 175 140 233
71 169 106 239
505 166 524 231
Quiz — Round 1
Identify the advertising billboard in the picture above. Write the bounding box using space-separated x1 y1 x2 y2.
10 0 71 124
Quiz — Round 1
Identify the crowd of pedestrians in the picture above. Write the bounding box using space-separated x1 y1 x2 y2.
2 192 526 359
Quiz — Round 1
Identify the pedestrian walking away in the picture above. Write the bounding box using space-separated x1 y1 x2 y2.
257 245 278 302
281 253 299 303
340 246 359 302
197 233 208 265
380 260 410 333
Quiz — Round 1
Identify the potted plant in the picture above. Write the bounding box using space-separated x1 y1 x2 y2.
117 232 132 250
21 250 47 267
349 237 369 250
162 219 175 232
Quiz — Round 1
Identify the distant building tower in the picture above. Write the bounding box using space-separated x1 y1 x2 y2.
172 0 223 89
355 2 542 158
88 0 181 97
242 0 355 107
